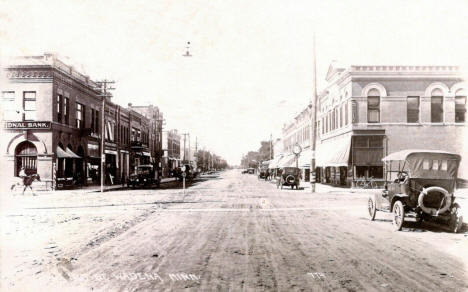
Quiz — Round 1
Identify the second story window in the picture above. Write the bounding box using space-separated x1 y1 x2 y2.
367 95 380 123
345 102 349 125
57 94 63 123
23 91 36 121
455 96 466 123
63 97 69 125
431 96 443 123
90 109 100 134
2 91 17 121
76 103 84 128
407 96 420 123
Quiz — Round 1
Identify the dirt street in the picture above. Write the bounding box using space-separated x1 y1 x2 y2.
1 170 467 292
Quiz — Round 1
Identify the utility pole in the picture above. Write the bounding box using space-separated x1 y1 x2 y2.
182 133 189 162
270 133 273 160
309 33 318 193
96 80 115 193
195 136 198 167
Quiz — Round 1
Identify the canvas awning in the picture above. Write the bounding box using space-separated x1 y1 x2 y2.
298 148 313 168
261 160 271 167
66 147 81 158
56 146 80 158
56 146 71 158
268 155 283 169
278 154 296 167
316 137 351 167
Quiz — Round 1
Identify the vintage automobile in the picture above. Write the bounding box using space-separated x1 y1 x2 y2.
368 150 463 233
175 164 198 181
276 167 301 189
127 165 160 188
258 166 269 180
242 168 255 174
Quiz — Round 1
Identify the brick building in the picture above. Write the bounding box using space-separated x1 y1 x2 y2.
280 63 467 186
162 129 181 177
0 54 165 189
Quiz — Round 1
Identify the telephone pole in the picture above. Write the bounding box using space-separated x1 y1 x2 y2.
96 80 115 193
270 133 273 160
182 133 189 162
309 33 318 193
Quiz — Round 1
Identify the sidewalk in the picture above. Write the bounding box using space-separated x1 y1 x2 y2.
8 177 179 196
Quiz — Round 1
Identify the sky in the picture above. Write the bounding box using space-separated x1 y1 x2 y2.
1 0 467 165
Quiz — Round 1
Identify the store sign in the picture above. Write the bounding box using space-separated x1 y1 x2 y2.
4 121 51 129
88 142 100 158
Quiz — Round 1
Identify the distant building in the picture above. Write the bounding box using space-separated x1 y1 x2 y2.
162 129 181 177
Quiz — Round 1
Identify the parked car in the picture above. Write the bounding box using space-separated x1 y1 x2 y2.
277 167 301 190
127 165 160 188
175 164 197 181
258 167 269 180
368 150 463 233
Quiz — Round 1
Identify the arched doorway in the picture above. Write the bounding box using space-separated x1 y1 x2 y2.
15 141 37 176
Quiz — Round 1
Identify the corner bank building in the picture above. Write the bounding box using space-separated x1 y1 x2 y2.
0 54 163 189
282 62 467 187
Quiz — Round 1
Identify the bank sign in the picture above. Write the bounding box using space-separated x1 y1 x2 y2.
4 121 51 129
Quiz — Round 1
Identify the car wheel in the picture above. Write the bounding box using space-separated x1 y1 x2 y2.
368 197 376 221
392 201 405 231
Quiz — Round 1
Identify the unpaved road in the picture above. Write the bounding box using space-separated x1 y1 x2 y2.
1 170 467 291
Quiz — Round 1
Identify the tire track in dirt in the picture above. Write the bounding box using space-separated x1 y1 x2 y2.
269 208 467 292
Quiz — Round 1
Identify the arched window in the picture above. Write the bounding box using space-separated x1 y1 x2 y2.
15 141 37 176
367 88 380 123
431 88 444 123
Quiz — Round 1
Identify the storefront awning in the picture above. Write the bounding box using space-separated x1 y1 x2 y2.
268 155 283 169
261 160 271 167
298 149 313 168
66 147 81 158
57 146 80 158
316 137 351 167
56 146 71 158
278 154 297 167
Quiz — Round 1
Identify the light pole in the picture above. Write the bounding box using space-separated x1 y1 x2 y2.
309 33 318 193
293 143 302 169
